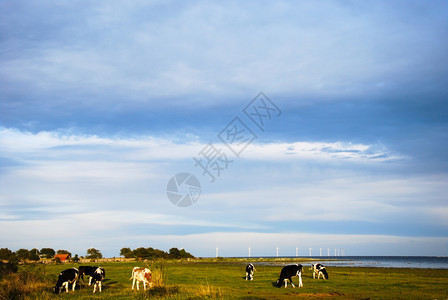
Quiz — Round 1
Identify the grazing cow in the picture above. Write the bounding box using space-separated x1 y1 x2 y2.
130 267 153 290
89 267 105 293
78 266 102 285
276 264 303 288
245 263 256 280
311 263 329 279
54 268 79 294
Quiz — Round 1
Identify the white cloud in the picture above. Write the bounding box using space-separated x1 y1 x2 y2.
0 128 399 162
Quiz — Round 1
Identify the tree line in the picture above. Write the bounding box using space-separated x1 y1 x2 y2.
0 247 104 263
0 246 194 263
120 247 194 259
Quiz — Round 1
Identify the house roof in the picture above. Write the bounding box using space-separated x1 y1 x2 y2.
53 254 70 261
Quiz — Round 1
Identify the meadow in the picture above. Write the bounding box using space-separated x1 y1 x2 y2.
1 258 448 299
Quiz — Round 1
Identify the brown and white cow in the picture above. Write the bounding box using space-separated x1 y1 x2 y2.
130 267 153 290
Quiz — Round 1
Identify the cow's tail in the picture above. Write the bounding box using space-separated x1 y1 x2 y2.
129 268 135 280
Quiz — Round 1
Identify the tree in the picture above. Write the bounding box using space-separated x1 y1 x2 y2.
120 247 132 258
40 248 55 259
16 249 30 261
0 248 14 260
133 247 149 259
71 254 80 263
57 249 72 257
179 248 194 259
154 249 168 259
169 247 181 259
86 248 102 259
29 248 40 261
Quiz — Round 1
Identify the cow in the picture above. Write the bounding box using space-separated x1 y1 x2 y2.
89 267 105 293
310 263 329 279
245 263 256 280
54 268 79 294
130 267 153 290
78 266 102 285
276 264 303 288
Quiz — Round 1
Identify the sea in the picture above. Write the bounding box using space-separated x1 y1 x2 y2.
253 256 448 269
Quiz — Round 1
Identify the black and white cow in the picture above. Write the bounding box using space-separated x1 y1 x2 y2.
276 264 303 288
89 267 105 293
54 268 79 294
78 266 101 285
245 263 256 280
311 263 329 279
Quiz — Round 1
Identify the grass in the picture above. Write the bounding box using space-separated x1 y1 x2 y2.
1 258 447 299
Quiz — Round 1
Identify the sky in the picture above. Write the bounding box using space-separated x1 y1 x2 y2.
1 0 447 258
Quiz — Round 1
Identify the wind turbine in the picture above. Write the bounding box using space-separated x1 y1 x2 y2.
248 247 251 258
296 247 299 257
320 248 322 256
216 247 219 258
327 248 330 257
309 247 312 257
276 247 279 257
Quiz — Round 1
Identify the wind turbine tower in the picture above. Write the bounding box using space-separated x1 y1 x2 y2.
248 247 251 258
276 247 279 258
296 247 299 257
309 247 312 257
320 248 322 256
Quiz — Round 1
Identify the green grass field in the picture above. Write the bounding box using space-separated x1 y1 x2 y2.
2 258 448 299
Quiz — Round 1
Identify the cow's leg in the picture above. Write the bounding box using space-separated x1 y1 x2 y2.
132 278 136 290
136 280 140 290
298 272 303 287
245 271 248 280
290 278 296 288
63 282 68 293
99 281 102 292
143 281 147 291
72 280 77 291
284 279 288 288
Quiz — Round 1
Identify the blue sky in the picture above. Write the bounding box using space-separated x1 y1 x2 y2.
1 0 447 257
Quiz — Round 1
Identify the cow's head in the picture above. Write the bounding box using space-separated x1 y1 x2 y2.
54 275 63 294
54 285 62 294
